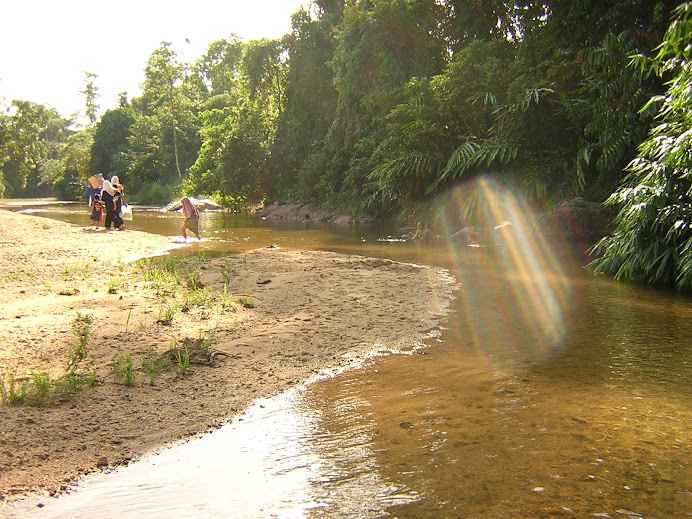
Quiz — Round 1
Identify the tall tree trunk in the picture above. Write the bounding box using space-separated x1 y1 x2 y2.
171 98 182 179
173 125 182 178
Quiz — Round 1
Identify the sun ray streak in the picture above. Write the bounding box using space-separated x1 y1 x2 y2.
435 176 575 369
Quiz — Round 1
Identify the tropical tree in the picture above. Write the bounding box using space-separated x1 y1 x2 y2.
298 0 448 213
51 130 94 201
187 101 269 207
564 32 661 200
90 106 137 182
33 116 79 197
539 0 677 50
367 38 515 216
0 105 11 197
554 0 679 201
193 35 245 99
131 42 202 188
142 42 187 179
187 36 287 206
589 2 692 290
0 100 64 197
271 6 339 196
82 72 101 126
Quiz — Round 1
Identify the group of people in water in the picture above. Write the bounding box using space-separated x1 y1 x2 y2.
86 173 201 242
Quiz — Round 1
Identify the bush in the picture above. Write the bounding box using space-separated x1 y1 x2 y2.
131 179 183 206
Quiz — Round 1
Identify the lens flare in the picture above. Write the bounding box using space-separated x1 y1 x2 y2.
435 176 577 370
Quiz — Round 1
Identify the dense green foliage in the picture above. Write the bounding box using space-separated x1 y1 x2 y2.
0 101 67 198
2 1 691 289
590 3 692 291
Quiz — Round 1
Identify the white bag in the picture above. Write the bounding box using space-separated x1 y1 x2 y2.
121 204 133 221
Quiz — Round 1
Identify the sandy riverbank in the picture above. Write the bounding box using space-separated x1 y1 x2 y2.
0 208 457 507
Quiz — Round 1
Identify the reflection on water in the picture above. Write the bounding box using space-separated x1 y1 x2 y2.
3 201 692 518
16 388 420 519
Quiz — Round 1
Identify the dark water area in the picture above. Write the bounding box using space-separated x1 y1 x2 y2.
3 200 691 518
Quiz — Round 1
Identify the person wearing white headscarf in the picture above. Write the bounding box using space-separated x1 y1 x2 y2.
101 176 126 230
101 179 116 197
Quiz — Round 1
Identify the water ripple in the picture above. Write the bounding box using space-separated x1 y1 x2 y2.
15 386 420 519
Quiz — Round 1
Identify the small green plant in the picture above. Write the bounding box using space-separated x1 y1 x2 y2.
0 365 21 406
199 330 218 352
142 352 170 385
185 286 215 309
219 283 233 309
186 270 203 290
54 373 84 400
174 345 191 375
107 277 127 294
61 263 92 281
86 369 98 386
58 287 79 296
67 313 92 374
113 355 136 386
74 312 93 326
125 309 132 333
2 314 96 408
29 370 53 405
157 303 179 325
239 297 255 308
139 256 212 317
140 256 189 295
220 256 236 283
145 268 179 298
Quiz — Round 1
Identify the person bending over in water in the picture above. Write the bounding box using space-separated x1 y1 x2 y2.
181 197 201 242
451 223 479 246
411 222 434 242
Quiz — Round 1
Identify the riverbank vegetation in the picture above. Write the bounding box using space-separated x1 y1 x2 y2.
0 254 232 407
2 1 692 289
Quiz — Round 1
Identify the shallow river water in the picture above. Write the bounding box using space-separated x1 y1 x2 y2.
3 200 691 518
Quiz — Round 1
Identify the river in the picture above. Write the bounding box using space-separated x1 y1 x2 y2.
3 200 691 518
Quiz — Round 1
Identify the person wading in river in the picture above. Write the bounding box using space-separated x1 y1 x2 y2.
181 197 201 242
